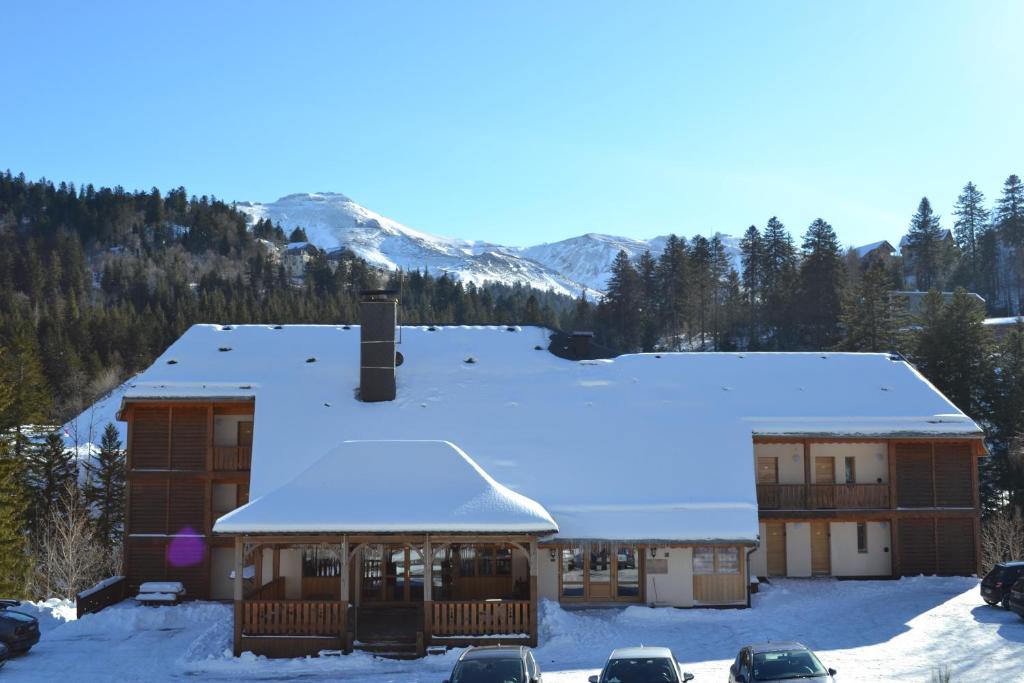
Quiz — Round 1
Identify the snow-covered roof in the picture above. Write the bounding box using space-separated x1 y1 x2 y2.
984 316 1024 327
86 325 983 544
214 440 558 534
854 240 894 258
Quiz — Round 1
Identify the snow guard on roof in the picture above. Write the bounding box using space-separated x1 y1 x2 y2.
212 440 558 535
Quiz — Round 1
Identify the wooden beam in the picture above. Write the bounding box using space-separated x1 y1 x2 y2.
233 536 243 656
529 540 538 647
888 441 898 509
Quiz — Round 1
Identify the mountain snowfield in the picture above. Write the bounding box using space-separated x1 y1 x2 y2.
235 193 742 296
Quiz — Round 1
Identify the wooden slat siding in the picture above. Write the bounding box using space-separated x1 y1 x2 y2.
431 601 531 636
129 482 167 534
759 484 888 510
756 484 806 509
170 407 207 469
302 576 340 600
937 518 977 576
247 576 286 600
895 443 934 507
169 481 206 533
242 601 344 636
934 443 973 507
212 446 253 472
898 518 937 576
131 407 170 468
127 544 166 588
766 523 786 576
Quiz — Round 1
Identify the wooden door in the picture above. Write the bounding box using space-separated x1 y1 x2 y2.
766 523 787 576
587 545 612 600
757 457 779 484
237 421 254 447
811 522 831 576
815 457 835 483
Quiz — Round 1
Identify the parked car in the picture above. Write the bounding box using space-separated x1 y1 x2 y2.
0 602 40 655
0 641 9 669
729 643 835 683
1008 576 1024 618
588 646 694 683
981 561 1024 608
444 645 542 683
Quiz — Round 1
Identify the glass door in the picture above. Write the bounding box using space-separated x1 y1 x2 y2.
587 543 612 600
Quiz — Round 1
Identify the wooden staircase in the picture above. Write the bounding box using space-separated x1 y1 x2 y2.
354 606 424 660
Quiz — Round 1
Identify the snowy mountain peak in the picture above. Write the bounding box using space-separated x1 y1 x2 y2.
235 193 741 296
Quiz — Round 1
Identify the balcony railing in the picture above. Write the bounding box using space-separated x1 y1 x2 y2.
213 446 252 471
757 483 889 510
431 600 530 636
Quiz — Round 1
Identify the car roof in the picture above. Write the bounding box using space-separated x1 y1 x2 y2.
747 642 809 654
460 645 528 660
0 610 36 623
996 561 1024 568
609 646 675 659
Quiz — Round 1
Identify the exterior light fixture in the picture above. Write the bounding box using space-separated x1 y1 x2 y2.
549 548 557 561
649 546 658 559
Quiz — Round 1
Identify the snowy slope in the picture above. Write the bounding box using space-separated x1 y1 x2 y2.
235 193 743 296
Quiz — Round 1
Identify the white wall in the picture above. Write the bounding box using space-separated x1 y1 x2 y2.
214 415 251 447
754 443 805 484
785 523 812 577
210 547 234 600
646 547 694 607
538 549 559 601
810 443 888 484
749 523 767 577
281 548 302 599
830 522 892 576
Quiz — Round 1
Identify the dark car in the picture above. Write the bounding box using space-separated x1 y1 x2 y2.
589 646 694 683
1007 576 1024 618
981 561 1024 608
444 645 542 683
0 641 9 669
0 601 41 654
729 643 836 683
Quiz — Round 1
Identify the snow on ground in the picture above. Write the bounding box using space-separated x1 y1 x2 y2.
4 578 1021 682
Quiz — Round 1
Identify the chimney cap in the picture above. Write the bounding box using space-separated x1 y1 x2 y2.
359 288 399 301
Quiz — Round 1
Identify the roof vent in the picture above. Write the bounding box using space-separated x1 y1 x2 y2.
506 326 517 332
464 356 477 364
272 325 283 330
342 325 351 330
219 347 232 352
534 345 543 351
167 359 178 365
306 357 317 363
222 325 233 331
427 325 437 331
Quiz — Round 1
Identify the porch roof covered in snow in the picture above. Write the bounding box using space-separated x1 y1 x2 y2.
92 325 986 544
212 440 558 535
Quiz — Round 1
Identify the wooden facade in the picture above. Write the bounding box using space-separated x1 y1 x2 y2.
122 399 255 598
753 437 984 578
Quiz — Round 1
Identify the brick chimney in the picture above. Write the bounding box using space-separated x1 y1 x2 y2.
359 290 399 402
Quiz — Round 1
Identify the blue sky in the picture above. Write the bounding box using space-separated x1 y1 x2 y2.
2 1 1021 247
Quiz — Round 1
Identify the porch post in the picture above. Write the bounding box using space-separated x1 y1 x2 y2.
529 539 538 647
233 536 243 656
423 537 433 643
339 537 350 651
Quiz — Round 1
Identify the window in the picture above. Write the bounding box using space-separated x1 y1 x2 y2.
694 546 740 574
845 456 857 484
693 546 716 574
857 522 868 554
561 545 584 597
452 544 513 578
757 456 779 484
616 546 640 597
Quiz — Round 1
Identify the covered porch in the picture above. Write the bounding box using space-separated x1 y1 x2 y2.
217 440 558 658
232 534 540 657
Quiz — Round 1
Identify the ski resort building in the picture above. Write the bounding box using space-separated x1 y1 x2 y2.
105 291 985 657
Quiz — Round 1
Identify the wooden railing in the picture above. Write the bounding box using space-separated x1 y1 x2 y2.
431 600 530 636
245 576 285 601
757 484 890 510
242 600 344 636
76 576 127 618
213 446 252 471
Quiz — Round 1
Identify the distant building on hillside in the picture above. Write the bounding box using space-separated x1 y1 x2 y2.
983 316 1024 341
853 240 896 262
890 290 986 318
899 230 956 289
282 242 319 278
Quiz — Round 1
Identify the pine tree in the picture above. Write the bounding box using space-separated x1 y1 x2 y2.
83 423 126 549
839 260 898 352
655 235 689 350
952 182 989 282
288 226 309 243
0 347 30 597
0 329 53 460
761 217 798 348
798 218 845 349
983 322 1024 512
995 174 1024 245
739 225 763 347
904 197 950 291
598 250 643 351
25 432 78 533
637 251 659 351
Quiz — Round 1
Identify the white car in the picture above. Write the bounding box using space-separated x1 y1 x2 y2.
589 646 695 683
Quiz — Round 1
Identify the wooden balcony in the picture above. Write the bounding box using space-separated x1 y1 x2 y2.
757 483 890 510
431 600 530 637
242 599 345 637
213 446 252 471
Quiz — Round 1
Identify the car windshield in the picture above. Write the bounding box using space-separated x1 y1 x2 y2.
603 657 679 683
451 658 524 683
0 610 34 623
752 650 828 680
